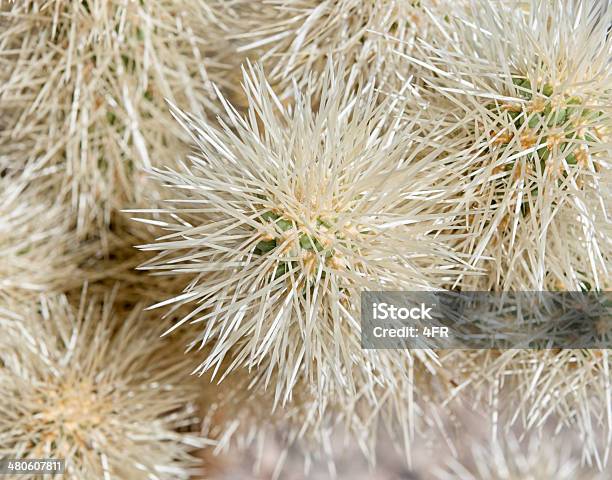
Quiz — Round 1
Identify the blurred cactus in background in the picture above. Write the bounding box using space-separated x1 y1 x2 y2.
0 287 209 479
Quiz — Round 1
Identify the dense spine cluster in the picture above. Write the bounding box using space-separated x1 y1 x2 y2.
0 0 609 478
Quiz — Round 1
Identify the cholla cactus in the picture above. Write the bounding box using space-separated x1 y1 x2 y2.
201 369 343 478
436 431 608 480
0 168 179 298
0 170 93 294
0 0 233 239
201 351 452 478
132 62 467 402
3 0 611 476
441 347 612 469
392 0 612 467
400 0 611 290
226 0 461 99
0 288 209 479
